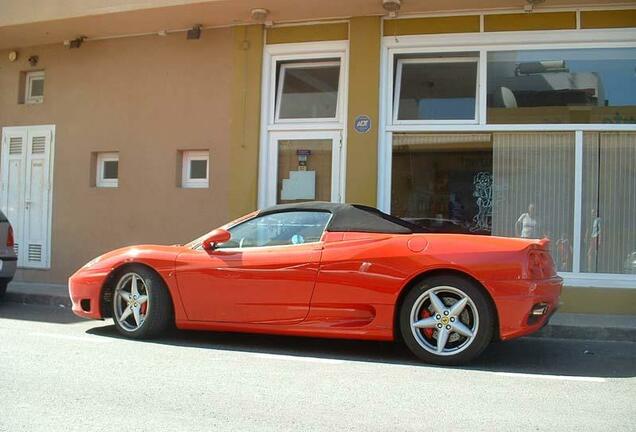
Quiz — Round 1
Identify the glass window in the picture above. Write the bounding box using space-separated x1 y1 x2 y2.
182 150 209 188
102 161 118 179
391 132 575 271
276 61 340 121
217 211 331 249
190 160 207 179
96 152 119 188
490 132 575 272
391 134 493 234
581 132 636 274
487 48 636 124
25 71 45 104
394 57 478 122
276 139 333 204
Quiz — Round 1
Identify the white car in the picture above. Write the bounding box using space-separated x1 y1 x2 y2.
0 210 17 298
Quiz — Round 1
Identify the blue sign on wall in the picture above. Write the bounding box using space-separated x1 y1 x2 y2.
354 115 372 134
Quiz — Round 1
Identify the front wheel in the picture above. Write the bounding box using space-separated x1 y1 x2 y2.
399 275 495 365
111 265 172 339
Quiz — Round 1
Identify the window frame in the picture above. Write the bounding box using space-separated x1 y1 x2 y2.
25 71 45 104
275 60 342 124
215 210 333 250
392 56 480 125
258 41 349 210
377 27 636 287
96 152 119 188
182 150 210 189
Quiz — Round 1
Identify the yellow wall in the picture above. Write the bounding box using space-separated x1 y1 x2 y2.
266 23 348 44
561 287 636 315
230 25 263 218
346 16 380 206
484 12 576 31
384 16 480 36
581 10 636 29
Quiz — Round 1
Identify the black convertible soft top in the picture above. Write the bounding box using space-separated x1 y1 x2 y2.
258 202 426 234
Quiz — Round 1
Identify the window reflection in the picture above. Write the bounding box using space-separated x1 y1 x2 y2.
391 132 576 271
488 48 636 124
391 133 493 234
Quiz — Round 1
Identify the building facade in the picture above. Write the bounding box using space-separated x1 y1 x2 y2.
1 1 635 313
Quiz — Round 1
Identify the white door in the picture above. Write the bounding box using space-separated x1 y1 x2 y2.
266 131 342 207
1 126 54 269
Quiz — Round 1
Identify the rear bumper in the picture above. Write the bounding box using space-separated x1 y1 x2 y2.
488 276 563 340
0 256 17 279
68 269 109 320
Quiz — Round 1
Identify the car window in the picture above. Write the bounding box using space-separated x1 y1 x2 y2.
216 211 331 249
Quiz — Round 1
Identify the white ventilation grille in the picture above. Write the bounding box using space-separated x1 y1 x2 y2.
13 243 18 256
28 244 42 262
9 137 23 155
31 136 46 154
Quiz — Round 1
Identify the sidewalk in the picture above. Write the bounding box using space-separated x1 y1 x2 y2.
3 282 635 342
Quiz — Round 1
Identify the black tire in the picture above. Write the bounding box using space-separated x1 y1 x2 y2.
111 264 173 339
0 280 7 299
399 275 495 366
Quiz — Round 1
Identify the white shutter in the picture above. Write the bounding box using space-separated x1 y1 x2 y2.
1 129 27 262
22 130 52 268
1 126 54 269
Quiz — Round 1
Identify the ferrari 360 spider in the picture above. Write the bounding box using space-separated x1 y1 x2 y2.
69 202 562 365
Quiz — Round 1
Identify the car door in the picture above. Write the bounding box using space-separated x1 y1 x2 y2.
176 211 331 324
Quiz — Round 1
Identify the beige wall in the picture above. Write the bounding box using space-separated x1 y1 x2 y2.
0 29 234 283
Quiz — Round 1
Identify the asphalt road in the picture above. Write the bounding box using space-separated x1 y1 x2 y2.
1 302 634 432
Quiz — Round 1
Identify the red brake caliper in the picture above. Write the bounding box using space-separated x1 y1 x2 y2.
420 309 434 338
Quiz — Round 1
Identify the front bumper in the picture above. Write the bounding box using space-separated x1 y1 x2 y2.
68 269 109 320
488 276 563 340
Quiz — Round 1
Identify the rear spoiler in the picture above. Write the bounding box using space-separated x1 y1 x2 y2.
528 237 551 250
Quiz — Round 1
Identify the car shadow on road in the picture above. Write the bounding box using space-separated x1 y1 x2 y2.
86 324 636 379
0 302 83 324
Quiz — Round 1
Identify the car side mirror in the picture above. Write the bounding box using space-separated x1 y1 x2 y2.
202 228 231 251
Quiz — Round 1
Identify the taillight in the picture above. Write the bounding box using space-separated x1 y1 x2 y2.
6 225 14 247
526 249 555 279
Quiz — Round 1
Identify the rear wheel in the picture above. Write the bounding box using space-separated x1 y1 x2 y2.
0 281 7 299
399 275 494 365
111 265 172 339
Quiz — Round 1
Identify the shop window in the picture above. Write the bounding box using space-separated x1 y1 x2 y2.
394 56 479 123
391 132 575 271
24 71 45 104
487 48 636 124
96 152 119 188
391 133 493 234
275 61 340 121
182 151 209 188
490 132 575 272
581 132 636 274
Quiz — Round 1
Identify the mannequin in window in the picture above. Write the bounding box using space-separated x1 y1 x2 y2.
515 203 539 239
586 208 601 272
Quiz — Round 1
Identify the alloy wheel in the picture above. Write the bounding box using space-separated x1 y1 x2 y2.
409 285 479 356
113 273 150 332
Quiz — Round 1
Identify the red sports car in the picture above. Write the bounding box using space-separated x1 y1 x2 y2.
69 202 562 365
